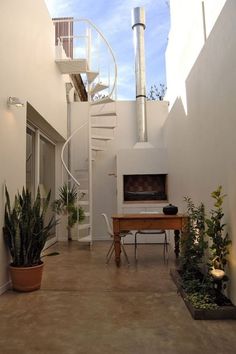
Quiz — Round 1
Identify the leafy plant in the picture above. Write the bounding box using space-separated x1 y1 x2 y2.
147 83 167 101
178 187 232 310
52 184 85 239
3 186 57 267
205 186 231 271
185 293 218 310
181 197 207 274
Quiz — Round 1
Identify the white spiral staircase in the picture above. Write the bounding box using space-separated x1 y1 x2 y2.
53 18 117 246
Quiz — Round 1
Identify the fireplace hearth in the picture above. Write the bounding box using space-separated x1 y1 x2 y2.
123 174 167 202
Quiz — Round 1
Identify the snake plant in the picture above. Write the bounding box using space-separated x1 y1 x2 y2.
3 186 57 267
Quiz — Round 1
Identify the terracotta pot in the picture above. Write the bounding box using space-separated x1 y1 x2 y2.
9 263 44 292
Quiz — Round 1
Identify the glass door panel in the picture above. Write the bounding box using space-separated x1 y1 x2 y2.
40 135 56 239
26 127 35 197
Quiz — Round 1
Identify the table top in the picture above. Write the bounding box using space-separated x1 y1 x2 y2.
112 213 187 219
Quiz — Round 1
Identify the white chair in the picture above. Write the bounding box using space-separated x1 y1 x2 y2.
134 230 168 263
101 213 131 265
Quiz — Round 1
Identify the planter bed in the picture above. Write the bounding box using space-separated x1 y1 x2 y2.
170 268 236 320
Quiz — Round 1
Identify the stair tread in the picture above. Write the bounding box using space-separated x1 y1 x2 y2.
91 112 117 117
92 135 113 141
91 124 116 129
78 223 90 230
86 71 99 84
78 235 92 242
79 201 89 205
91 97 114 105
55 58 87 74
91 146 106 151
90 83 108 95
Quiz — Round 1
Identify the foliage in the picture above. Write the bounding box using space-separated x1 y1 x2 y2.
179 186 232 310
147 84 167 101
205 186 231 271
3 186 57 267
52 183 85 229
180 197 207 274
185 293 218 310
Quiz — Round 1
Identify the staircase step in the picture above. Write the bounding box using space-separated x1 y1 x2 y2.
79 189 88 194
78 223 90 230
86 71 99 84
92 135 113 141
90 83 108 95
91 97 114 105
91 124 116 129
55 59 87 74
78 235 92 243
91 146 106 151
91 111 117 117
79 201 89 206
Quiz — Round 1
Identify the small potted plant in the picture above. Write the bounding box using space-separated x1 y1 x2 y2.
3 186 57 292
52 183 85 240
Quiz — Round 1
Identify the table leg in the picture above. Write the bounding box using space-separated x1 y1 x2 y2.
114 232 121 267
174 230 180 258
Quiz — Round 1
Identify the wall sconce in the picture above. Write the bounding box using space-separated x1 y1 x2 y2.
7 96 24 107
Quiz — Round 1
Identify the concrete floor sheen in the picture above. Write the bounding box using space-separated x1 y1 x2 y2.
0 242 236 354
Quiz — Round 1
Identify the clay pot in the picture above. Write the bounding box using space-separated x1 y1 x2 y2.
9 263 44 292
163 204 178 215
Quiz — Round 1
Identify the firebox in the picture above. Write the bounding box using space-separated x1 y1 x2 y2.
123 174 167 202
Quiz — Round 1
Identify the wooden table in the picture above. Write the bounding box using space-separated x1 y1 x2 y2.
112 213 188 266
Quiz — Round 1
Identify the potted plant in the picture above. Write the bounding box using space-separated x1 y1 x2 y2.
52 183 85 240
3 186 57 292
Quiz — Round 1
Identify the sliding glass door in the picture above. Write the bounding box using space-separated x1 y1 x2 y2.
26 125 56 242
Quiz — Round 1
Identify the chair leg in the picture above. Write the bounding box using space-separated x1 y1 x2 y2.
121 243 130 265
106 240 114 258
106 244 115 264
106 241 115 264
163 232 169 263
134 232 138 262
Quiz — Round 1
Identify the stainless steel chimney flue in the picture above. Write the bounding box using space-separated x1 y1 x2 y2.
132 7 147 143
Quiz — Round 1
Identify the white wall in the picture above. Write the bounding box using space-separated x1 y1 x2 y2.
0 0 68 292
70 100 168 240
69 100 168 239
166 0 226 109
164 0 236 303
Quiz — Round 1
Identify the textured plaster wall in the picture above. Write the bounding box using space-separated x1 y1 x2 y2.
164 0 236 303
70 100 168 240
0 0 67 292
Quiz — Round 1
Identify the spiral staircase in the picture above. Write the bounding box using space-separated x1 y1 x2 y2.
53 18 117 246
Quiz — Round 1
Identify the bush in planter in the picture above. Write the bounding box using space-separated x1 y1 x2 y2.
181 197 207 275
52 183 85 240
178 187 232 311
205 186 231 293
3 186 57 291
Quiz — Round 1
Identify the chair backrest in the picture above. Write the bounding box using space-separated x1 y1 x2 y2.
101 213 113 238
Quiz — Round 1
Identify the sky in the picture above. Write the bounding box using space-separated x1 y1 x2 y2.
45 0 170 100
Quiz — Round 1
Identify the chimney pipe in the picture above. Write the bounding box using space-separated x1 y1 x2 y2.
132 7 147 143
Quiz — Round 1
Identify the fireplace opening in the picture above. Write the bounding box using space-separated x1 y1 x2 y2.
123 174 167 202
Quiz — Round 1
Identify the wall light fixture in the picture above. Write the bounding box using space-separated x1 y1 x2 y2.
7 96 24 107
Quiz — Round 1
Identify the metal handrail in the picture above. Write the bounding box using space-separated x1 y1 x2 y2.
57 18 117 189
60 122 88 187
53 18 117 100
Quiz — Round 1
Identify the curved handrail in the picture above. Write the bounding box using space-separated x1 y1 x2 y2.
57 17 117 188
61 122 88 187
53 17 117 101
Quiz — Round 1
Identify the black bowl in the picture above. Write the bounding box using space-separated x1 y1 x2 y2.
163 204 178 215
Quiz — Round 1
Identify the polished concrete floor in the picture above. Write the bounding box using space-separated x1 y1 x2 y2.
1 241 236 354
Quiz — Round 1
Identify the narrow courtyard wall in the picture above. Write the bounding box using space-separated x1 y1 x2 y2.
0 0 67 293
164 0 236 303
